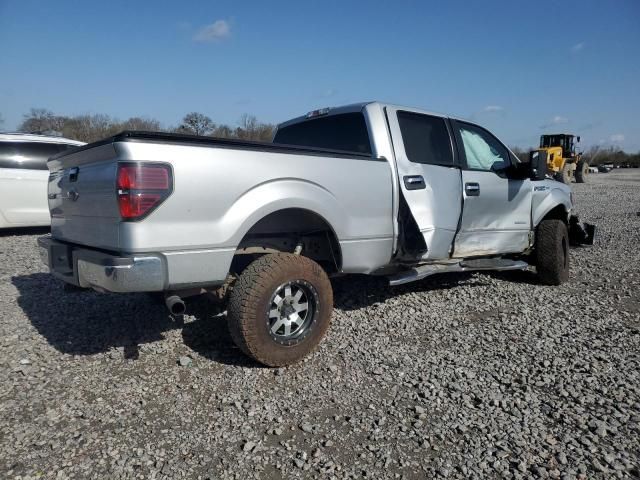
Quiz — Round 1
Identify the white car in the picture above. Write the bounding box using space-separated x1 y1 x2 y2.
0 133 85 228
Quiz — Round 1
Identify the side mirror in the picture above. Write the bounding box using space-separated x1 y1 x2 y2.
504 154 530 179
577 136 581 142
529 150 548 181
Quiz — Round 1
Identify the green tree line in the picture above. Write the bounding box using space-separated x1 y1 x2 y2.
13 108 275 143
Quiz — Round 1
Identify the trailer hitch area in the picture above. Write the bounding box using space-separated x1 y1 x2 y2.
569 215 596 246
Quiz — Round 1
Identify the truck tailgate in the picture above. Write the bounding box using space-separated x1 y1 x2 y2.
47 142 121 249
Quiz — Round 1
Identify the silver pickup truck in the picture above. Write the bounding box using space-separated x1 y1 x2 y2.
38 102 594 366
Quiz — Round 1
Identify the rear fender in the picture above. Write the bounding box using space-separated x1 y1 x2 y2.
160 179 349 287
223 178 348 248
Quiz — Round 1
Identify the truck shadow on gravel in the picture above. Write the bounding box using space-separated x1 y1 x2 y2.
13 271 494 366
0 226 49 238
11 273 256 367
485 269 540 285
331 272 490 310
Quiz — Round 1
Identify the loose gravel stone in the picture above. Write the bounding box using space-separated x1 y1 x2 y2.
177 355 192 367
242 441 256 452
1 171 639 479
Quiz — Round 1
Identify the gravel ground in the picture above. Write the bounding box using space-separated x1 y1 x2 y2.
1 170 639 479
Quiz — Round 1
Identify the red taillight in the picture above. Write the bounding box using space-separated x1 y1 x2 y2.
118 193 163 218
117 165 170 190
117 164 171 220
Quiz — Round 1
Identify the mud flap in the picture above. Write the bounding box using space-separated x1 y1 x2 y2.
569 215 596 246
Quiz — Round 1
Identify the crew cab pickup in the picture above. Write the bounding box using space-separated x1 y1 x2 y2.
38 102 594 366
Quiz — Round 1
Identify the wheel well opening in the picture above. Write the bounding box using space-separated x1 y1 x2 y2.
540 205 568 225
232 208 342 275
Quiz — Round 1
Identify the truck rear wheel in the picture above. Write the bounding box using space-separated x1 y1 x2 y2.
575 160 588 183
535 219 569 285
227 253 333 367
554 162 572 184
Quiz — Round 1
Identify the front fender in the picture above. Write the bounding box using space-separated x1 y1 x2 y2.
532 182 572 227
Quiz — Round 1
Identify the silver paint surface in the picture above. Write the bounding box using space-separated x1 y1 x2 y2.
45 102 572 290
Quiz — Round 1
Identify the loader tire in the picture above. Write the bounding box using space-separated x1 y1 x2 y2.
535 219 569 285
575 160 589 183
554 162 572 184
227 253 333 367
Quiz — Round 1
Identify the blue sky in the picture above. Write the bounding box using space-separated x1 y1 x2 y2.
1 0 639 150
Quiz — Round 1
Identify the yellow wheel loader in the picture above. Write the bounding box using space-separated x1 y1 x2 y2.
534 134 588 184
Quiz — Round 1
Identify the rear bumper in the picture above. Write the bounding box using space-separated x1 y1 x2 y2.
38 236 165 292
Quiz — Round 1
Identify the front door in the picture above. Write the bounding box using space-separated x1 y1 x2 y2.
451 120 532 258
386 107 462 260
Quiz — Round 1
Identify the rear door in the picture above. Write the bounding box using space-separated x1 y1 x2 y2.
386 108 462 260
451 120 532 257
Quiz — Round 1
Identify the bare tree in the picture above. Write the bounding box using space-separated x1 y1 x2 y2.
177 112 215 136
121 117 162 132
61 114 120 143
16 107 280 145
212 124 233 138
235 114 274 141
254 123 275 142
237 114 258 138
19 108 66 133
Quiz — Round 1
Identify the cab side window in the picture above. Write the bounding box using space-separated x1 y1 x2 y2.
397 111 453 166
456 122 510 172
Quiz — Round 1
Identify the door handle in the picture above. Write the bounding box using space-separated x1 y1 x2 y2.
403 175 426 190
465 182 480 196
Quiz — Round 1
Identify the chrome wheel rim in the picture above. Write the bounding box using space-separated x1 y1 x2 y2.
267 280 318 343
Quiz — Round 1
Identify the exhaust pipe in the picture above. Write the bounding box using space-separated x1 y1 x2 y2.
165 294 186 316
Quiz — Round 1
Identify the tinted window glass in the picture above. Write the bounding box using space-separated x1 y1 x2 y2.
397 111 453 165
273 113 372 155
0 142 69 170
457 123 510 172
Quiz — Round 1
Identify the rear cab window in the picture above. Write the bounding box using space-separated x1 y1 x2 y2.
0 142 75 170
273 112 372 155
397 111 454 166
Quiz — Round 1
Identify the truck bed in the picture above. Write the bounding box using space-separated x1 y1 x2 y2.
49 130 375 163
46 130 395 285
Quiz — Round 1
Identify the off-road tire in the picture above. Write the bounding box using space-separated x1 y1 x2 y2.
554 162 572 184
575 160 588 183
227 253 333 367
535 219 570 285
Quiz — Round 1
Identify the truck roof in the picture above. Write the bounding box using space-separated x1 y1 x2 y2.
278 101 451 129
